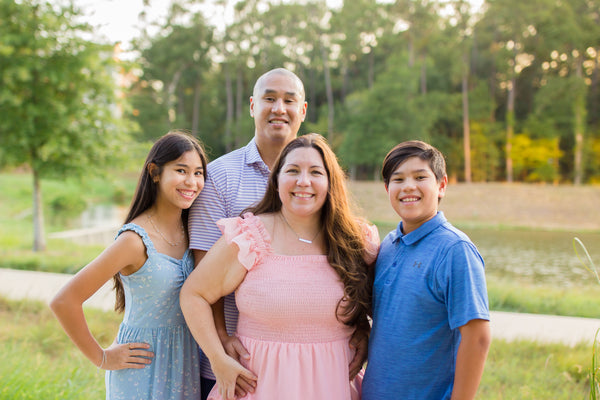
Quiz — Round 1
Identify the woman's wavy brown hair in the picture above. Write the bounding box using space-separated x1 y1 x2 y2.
247 133 373 334
113 130 207 312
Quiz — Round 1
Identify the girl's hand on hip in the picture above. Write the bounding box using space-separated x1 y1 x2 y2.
101 340 154 370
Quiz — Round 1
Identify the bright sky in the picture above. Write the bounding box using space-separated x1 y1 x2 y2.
70 0 483 53
73 0 176 49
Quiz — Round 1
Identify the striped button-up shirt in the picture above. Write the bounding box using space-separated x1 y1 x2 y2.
188 138 271 379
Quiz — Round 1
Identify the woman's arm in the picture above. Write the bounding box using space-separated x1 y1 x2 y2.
50 232 154 370
181 236 257 400
451 318 491 400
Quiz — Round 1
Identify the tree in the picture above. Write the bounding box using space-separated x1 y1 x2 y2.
136 7 213 134
446 0 479 183
339 53 435 178
0 0 131 251
480 0 547 182
534 0 600 184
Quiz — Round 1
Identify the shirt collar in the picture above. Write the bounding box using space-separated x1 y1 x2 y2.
244 138 269 171
393 211 447 246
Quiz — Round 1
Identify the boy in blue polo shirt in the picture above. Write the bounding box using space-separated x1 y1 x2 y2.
363 141 491 400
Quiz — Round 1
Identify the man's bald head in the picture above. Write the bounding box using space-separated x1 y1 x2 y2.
253 68 305 102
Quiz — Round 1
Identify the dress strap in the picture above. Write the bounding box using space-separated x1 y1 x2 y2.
117 223 157 255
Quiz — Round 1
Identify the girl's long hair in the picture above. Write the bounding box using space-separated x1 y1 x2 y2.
247 133 373 334
113 130 207 312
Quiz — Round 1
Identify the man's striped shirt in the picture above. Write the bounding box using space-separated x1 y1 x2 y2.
188 138 271 379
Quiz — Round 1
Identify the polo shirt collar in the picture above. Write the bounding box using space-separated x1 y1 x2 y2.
244 138 269 171
393 211 447 246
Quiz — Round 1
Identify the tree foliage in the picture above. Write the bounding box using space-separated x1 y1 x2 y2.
4 0 600 193
0 0 131 250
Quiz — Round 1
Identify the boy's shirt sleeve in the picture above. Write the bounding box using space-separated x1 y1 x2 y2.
435 240 490 331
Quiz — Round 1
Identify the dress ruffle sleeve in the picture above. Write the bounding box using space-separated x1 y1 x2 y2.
216 212 271 271
361 222 380 265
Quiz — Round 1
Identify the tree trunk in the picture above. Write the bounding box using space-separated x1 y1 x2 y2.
235 66 244 148
573 57 586 185
320 44 335 142
408 33 414 67
589 47 599 130
224 64 234 152
368 48 374 89
32 168 45 252
192 79 202 137
166 66 186 126
309 67 318 123
349 164 357 181
341 62 349 103
420 54 427 95
462 51 471 183
505 55 516 183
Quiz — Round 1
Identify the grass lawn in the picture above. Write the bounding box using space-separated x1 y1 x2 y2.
0 298 121 400
0 297 592 399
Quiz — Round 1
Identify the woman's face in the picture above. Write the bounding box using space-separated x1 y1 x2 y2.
277 147 329 218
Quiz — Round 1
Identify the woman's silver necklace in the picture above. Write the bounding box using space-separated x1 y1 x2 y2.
280 212 320 244
147 214 185 247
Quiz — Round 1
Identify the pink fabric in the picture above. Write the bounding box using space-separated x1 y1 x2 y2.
209 213 373 400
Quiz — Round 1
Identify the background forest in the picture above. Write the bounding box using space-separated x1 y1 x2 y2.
124 0 600 184
2 0 600 183
1 0 600 250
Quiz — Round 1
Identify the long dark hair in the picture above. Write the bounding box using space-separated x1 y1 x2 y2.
248 133 373 334
113 130 207 312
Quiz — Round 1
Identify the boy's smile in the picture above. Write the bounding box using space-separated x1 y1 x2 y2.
386 156 447 234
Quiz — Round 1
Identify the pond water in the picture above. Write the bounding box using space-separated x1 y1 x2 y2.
376 224 600 287
463 228 600 287
80 204 122 228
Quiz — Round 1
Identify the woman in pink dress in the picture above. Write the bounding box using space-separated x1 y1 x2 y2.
181 133 379 400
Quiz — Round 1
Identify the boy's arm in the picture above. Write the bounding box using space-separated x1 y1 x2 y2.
451 318 491 400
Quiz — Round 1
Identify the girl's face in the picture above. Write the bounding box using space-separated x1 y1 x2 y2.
277 147 329 218
155 150 205 210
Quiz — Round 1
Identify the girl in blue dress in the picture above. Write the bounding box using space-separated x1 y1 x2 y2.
51 131 207 399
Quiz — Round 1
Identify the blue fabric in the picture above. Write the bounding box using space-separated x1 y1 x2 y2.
188 138 271 380
105 223 201 400
363 212 489 400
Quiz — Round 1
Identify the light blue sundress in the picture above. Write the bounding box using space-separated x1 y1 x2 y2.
105 223 201 400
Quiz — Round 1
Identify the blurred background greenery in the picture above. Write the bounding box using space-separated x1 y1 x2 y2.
2 0 599 251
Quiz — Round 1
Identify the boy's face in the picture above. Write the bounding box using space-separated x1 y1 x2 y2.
386 156 447 234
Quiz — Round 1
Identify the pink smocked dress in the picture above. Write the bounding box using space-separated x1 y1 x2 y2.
208 213 379 400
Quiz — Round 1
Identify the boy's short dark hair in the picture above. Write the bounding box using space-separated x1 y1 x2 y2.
381 140 446 187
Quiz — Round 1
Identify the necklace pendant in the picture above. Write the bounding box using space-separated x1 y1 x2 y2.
298 238 312 244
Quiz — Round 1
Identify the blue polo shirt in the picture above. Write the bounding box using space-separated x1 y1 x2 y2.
363 212 489 400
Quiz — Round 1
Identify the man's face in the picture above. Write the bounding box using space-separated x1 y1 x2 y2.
250 72 307 148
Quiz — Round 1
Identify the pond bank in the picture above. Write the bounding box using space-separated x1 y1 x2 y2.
349 181 600 232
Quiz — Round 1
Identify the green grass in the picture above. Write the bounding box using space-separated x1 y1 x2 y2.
0 297 592 399
0 297 121 400
0 171 137 273
477 338 591 399
487 277 600 319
